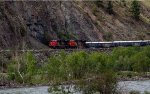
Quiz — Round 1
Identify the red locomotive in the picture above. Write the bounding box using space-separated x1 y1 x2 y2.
68 40 77 47
49 40 58 47
49 40 86 49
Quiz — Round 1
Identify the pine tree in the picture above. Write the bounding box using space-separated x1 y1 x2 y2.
107 1 114 14
131 0 140 20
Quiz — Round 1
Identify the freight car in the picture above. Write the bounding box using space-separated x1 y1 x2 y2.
49 40 150 49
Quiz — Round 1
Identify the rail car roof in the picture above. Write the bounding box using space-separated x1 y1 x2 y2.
113 40 149 43
86 40 150 44
86 42 113 43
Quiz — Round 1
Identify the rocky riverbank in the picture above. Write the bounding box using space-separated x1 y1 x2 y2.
0 73 150 89
0 80 150 94
117 71 150 81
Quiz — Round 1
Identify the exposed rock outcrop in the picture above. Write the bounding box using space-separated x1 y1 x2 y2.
0 1 149 49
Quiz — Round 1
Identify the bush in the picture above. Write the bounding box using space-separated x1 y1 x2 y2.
111 47 137 71
103 32 113 41
25 52 37 76
44 51 69 82
71 71 117 94
131 52 150 72
110 46 150 72
66 51 90 79
7 59 25 83
89 52 110 73
113 55 131 71
131 0 140 20
7 52 37 84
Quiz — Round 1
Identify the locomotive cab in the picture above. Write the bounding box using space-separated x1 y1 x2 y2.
49 40 58 48
68 40 77 48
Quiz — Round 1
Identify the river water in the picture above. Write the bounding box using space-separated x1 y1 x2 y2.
0 80 150 94
118 80 150 94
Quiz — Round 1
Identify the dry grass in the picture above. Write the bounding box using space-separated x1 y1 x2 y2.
141 14 150 24
125 0 150 7
142 0 150 7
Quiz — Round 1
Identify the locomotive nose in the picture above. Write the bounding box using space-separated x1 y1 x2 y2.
68 40 77 47
49 40 58 47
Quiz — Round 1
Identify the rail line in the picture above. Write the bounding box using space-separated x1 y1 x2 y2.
0 48 113 52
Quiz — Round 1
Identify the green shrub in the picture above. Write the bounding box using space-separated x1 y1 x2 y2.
77 71 117 94
103 32 113 41
66 51 90 79
113 55 131 71
131 52 150 72
7 52 37 84
89 52 109 73
7 59 24 83
25 52 37 76
131 0 140 20
111 47 144 71
143 46 150 58
45 56 62 80
44 51 68 82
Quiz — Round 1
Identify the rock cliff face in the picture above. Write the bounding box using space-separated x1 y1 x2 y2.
0 1 149 49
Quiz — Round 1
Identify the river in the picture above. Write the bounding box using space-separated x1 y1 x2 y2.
118 80 150 94
0 80 150 94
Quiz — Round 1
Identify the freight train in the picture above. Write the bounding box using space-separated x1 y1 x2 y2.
49 40 150 49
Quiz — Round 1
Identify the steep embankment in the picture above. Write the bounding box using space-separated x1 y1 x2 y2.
0 1 149 49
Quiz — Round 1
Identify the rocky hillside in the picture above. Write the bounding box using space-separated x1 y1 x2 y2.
0 1 149 49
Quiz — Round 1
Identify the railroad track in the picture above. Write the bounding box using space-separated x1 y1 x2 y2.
0 48 113 52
